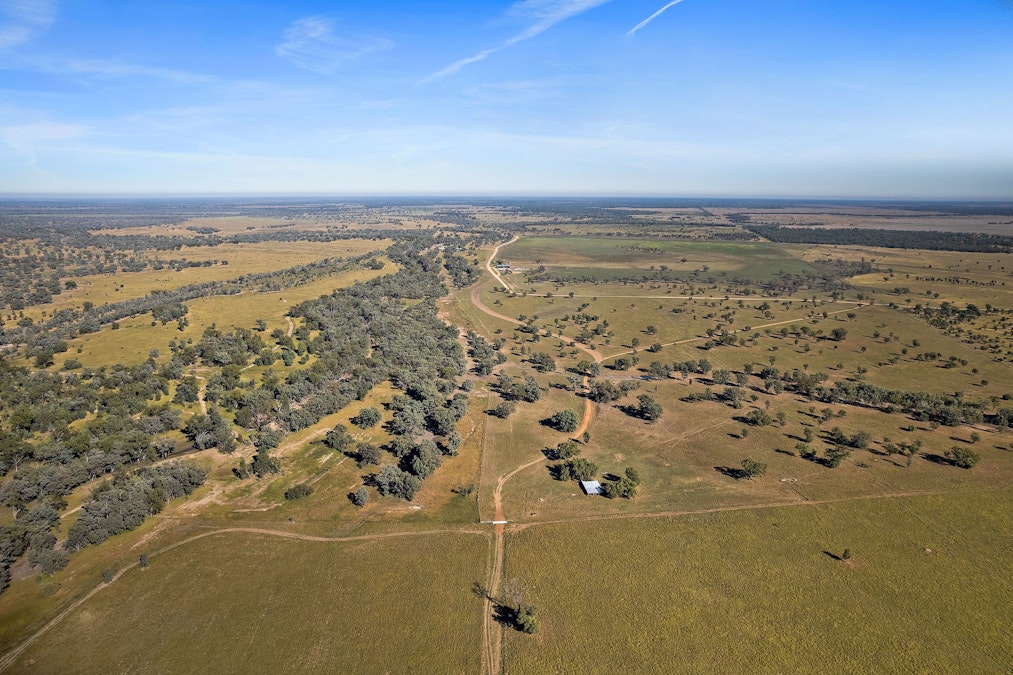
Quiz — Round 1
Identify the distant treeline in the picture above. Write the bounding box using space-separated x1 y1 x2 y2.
747 225 1013 253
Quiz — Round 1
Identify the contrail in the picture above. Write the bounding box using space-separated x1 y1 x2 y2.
627 0 688 36
424 0 611 82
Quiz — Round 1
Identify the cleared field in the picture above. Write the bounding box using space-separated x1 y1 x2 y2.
713 207 1013 235
477 287 862 360
22 239 389 324
63 263 391 368
783 243 1013 307
90 216 329 237
497 374 1013 525
9 530 488 674
502 490 1013 673
501 237 815 282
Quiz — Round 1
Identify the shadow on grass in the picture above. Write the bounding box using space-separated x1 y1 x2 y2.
472 581 530 632
823 550 843 561
714 465 749 480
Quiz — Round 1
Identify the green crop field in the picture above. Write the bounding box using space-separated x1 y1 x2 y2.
501 490 1013 673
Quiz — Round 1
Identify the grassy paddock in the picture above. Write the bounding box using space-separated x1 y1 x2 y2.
60 263 391 368
502 236 815 282
502 490 1013 673
10 531 488 674
21 239 389 324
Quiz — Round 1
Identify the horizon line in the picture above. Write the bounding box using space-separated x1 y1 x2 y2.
1 192 1012 203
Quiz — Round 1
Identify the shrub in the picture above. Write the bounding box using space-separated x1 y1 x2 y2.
946 446 980 469
351 486 368 507
284 483 314 500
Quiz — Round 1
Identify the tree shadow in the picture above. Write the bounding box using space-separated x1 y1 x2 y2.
823 550 842 561
714 465 749 480
472 581 530 633
921 452 953 466
774 448 795 456
798 452 829 468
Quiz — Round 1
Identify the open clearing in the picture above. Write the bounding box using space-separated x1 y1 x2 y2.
502 491 1013 673
501 236 815 282
8 530 488 674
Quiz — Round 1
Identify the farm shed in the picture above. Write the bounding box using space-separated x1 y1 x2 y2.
580 480 602 495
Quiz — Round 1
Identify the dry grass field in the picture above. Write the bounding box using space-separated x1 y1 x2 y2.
18 238 390 325
61 262 391 369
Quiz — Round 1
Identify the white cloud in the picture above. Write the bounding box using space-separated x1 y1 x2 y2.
426 0 611 81
0 0 55 48
275 16 392 75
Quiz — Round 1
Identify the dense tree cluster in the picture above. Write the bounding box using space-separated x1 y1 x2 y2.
747 225 1012 253
66 462 206 550
586 379 640 402
466 331 506 375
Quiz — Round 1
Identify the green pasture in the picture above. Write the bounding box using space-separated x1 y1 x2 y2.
479 286 860 360
10 531 488 674
501 236 814 282
496 370 1013 525
502 490 1013 673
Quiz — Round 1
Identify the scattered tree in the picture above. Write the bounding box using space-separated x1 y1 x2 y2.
548 409 580 433
740 458 767 479
946 446 980 469
284 483 314 500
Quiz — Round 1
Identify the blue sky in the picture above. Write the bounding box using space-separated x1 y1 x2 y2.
1 0 1011 197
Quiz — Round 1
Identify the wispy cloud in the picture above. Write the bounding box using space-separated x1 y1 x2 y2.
627 0 689 36
61 58 217 84
275 16 392 75
426 0 611 82
0 120 87 165
0 0 55 48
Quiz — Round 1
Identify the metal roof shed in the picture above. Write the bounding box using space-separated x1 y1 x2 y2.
580 480 602 495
